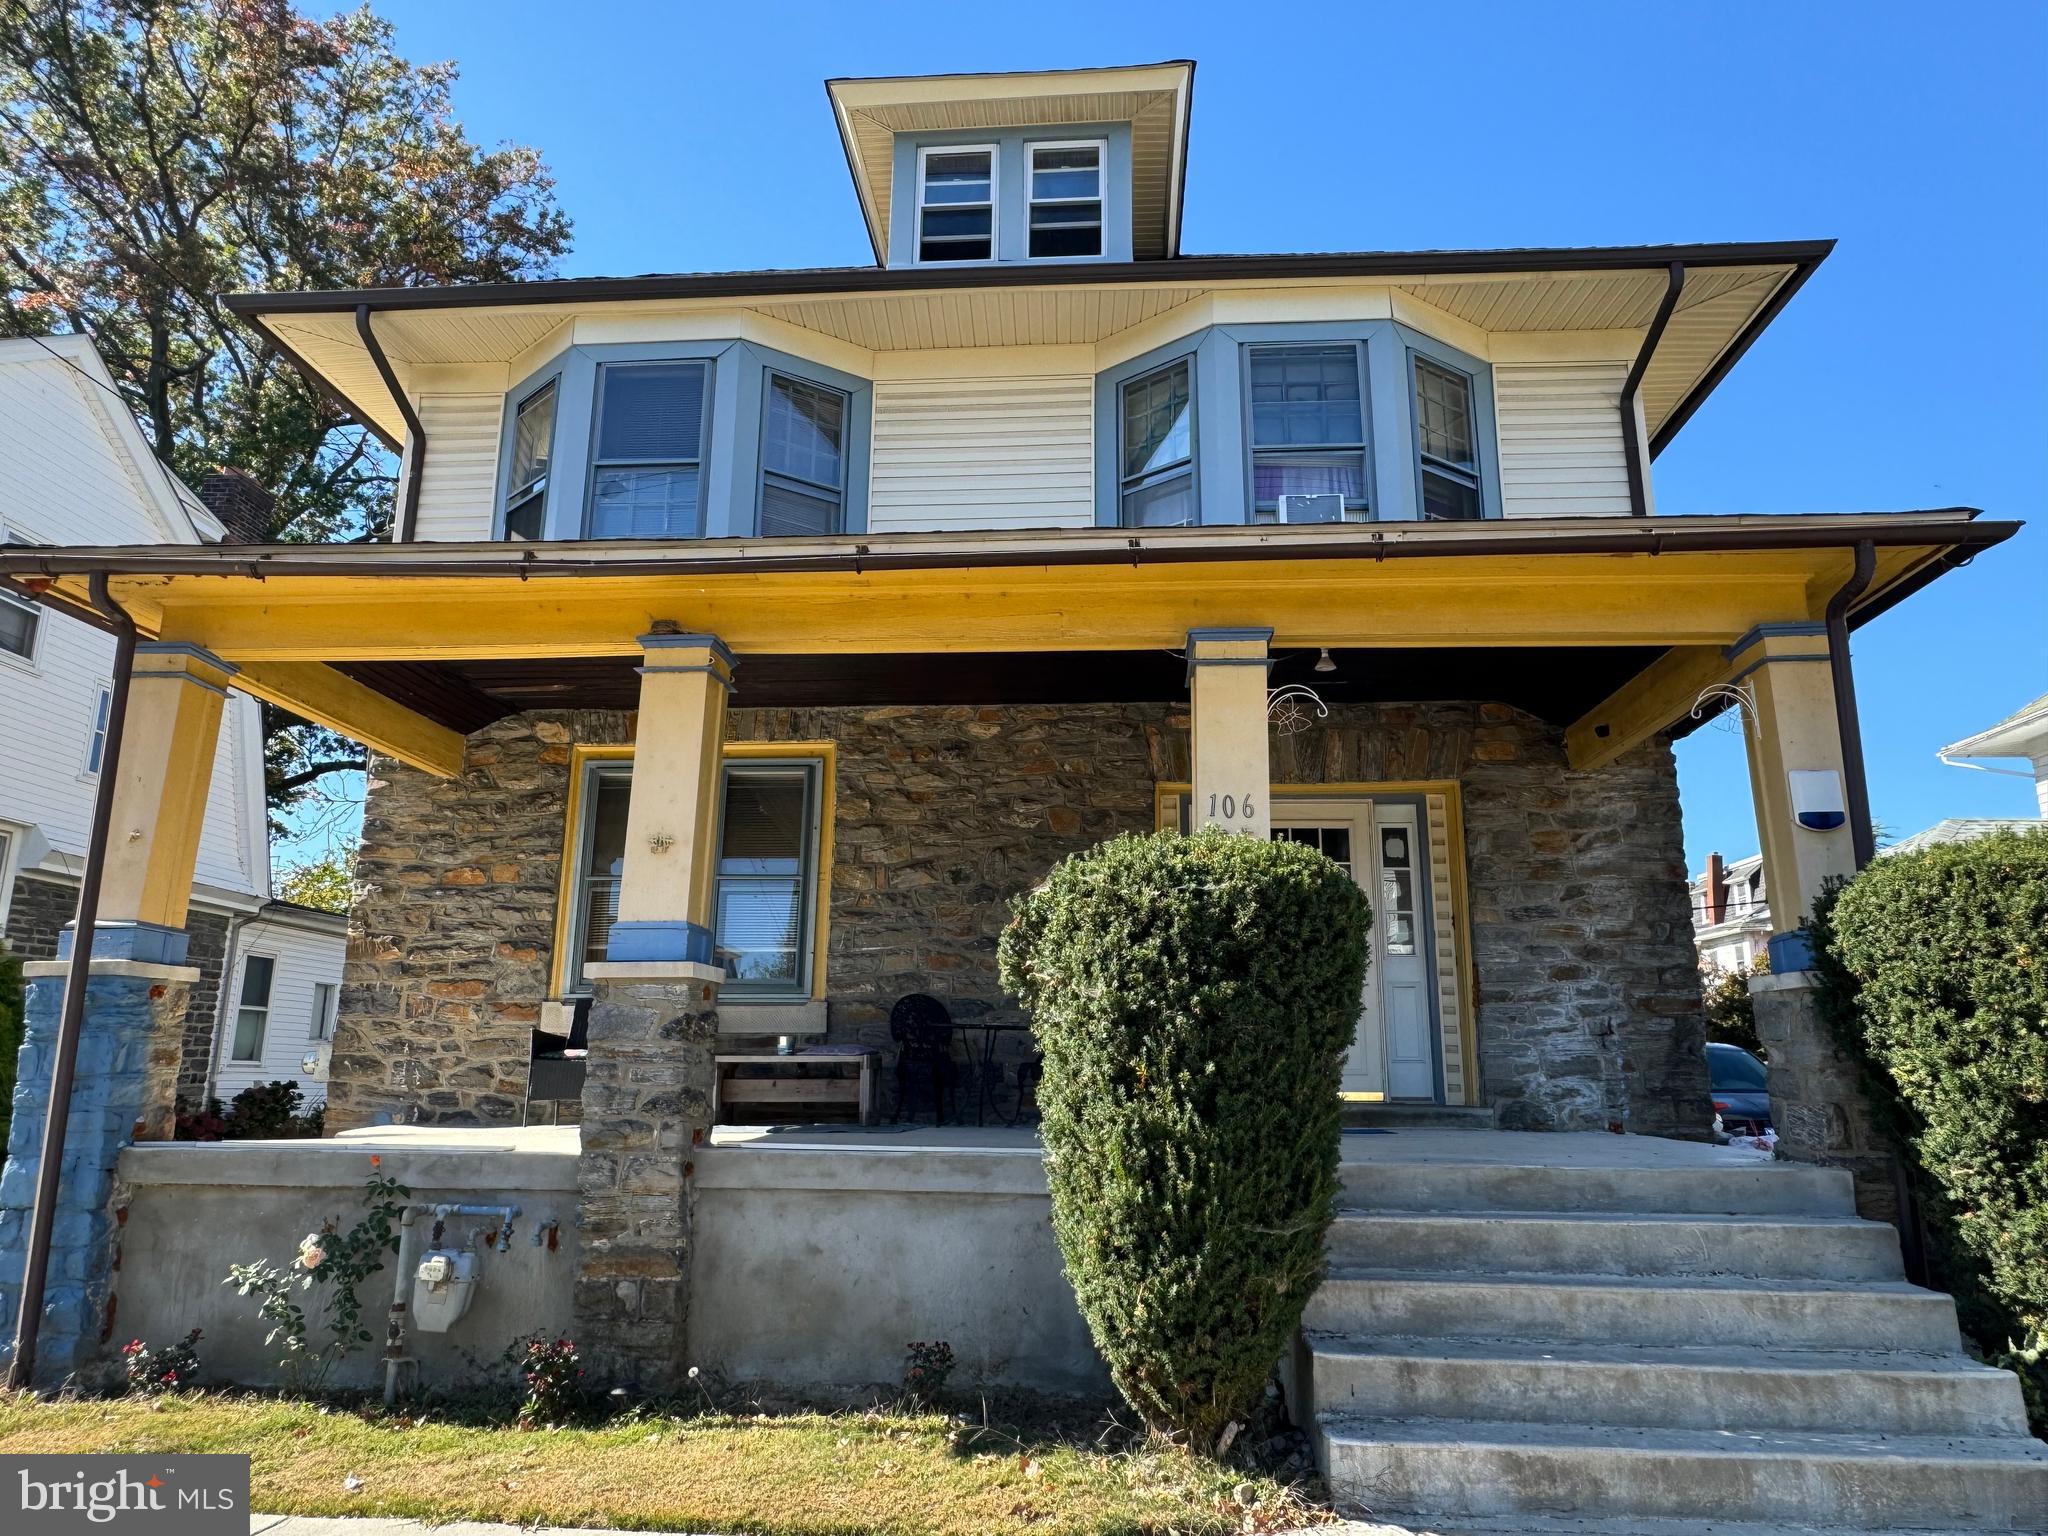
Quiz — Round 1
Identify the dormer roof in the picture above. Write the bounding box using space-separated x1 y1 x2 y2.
827 60 1194 264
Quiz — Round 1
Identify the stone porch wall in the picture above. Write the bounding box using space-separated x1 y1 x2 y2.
327 702 1708 1137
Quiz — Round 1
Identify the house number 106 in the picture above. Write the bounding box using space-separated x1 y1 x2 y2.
1208 792 1256 823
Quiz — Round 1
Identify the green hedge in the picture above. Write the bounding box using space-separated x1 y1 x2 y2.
1816 828 2048 1427
999 829 1370 1451
0 945 23 1153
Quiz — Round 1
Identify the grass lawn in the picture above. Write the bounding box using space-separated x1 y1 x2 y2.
0 1390 1325 1536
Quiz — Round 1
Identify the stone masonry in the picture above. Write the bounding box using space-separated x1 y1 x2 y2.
4 876 232 1114
1751 969 1901 1222
330 700 1709 1137
574 975 719 1390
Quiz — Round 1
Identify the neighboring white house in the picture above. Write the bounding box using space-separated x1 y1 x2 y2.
1688 850 1771 973
1899 690 2048 851
0 332 345 1108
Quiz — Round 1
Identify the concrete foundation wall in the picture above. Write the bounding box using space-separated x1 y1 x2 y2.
332 702 1708 1138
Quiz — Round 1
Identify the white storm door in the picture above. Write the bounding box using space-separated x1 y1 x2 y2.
1270 809 1383 1097
1372 805 1436 1100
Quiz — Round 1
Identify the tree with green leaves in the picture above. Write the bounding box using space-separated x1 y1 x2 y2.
0 0 570 813
275 839 354 913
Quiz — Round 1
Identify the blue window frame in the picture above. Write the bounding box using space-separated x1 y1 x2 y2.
1412 353 1482 522
1119 358 1197 527
502 377 558 540
587 359 712 539
1247 343 1369 522
759 372 848 537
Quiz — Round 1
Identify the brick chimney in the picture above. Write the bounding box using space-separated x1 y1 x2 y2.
198 468 276 545
1703 851 1727 926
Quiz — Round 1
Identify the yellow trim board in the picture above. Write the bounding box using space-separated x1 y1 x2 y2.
546 740 838 1002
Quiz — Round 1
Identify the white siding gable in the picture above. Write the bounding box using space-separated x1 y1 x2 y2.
868 374 1094 532
410 392 504 542
212 911 348 1107
1493 360 1633 518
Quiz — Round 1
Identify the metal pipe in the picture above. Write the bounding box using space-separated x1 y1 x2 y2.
1621 262 1685 516
1824 539 1879 869
355 305 426 544
6 574 136 1389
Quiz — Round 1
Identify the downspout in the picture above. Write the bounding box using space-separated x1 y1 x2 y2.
1824 539 1879 869
1621 262 1686 516
355 304 426 544
6 574 136 1389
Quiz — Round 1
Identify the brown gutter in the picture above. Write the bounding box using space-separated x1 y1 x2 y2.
355 305 425 542
1825 539 1879 868
1649 254 1827 456
0 513 2016 587
6 574 136 1390
1622 263 1685 513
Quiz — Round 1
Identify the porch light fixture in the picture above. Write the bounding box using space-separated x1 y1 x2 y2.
1314 648 1336 673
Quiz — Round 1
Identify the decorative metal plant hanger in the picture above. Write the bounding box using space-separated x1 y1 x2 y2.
1268 684 1329 737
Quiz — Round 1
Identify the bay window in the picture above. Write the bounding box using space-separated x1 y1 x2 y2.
1414 356 1482 522
1248 344 1368 522
760 373 847 537
502 378 557 540
588 360 710 538
1119 358 1196 527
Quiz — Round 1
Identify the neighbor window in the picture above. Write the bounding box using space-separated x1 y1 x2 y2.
1119 359 1196 527
83 685 111 775
713 763 821 996
759 372 846 536
231 955 276 1062
917 146 996 262
503 378 558 539
1 528 38 661
312 981 338 1042
1414 356 1482 521
1028 142 1103 259
1249 344 1368 521
571 768 632 991
587 360 710 538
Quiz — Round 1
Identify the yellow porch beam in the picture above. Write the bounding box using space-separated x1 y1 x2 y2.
1566 645 1732 771
143 560 1819 662
231 659 466 778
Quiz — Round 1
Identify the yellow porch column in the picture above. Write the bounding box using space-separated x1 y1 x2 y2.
1187 627 1272 838
1731 625 1858 936
587 632 733 976
92 642 235 961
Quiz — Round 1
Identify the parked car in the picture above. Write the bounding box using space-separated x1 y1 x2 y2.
1707 1042 1772 1139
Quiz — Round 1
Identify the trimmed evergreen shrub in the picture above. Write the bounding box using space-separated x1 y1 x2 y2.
1819 829 2048 1427
999 829 1370 1452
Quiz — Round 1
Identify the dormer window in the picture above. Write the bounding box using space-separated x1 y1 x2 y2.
916 146 996 263
1028 141 1105 259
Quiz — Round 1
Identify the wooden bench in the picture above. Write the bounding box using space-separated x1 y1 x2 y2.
713 1048 879 1126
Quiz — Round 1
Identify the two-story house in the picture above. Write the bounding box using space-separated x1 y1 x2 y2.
0 335 345 1112
5 64 2038 1524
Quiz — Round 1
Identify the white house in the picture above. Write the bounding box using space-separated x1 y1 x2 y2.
0 333 345 1109
1688 850 1771 973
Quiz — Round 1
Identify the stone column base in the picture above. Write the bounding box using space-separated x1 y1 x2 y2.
0 960 196 1384
1749 969 1899 1223
573 969 719 1393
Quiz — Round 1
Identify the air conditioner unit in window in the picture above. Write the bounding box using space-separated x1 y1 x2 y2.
1277 492 1346 524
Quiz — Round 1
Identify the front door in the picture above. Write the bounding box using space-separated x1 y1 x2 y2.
1272 799 1440 1102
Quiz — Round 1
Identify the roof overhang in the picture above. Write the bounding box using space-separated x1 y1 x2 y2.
1939 693 2048 761
224 239 1833 462
826 61 1195 263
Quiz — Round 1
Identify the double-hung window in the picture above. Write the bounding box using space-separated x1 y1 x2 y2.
587 360 710 538
84 685 112 775
917 146 996 262
1414 356 1482 521
571 767 632 991
760 373 847 537
312 981 339 1042
1119 359 1196 527
503 379 558 539
1028 141 1104 259
713 763 820 997
1248 344 1368 522
231 955 276 1062
1 528 40 661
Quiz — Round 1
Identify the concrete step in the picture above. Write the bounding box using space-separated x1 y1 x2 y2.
1302 1336 2030 1437
1342 1104 1498 1130
1327 1209 1905 1281
1336 1160 1856 1217
1304 1270 1964 1353
1320 1416 2048 1530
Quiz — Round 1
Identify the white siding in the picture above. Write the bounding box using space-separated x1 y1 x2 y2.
212 912 347 1106
410 392 503 541
1493 360 1634 518
868 374 1094 532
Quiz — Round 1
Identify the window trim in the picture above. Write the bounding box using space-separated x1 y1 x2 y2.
1115 355 1200 529
1241 339 1373 523
550 742 836 1002
1024 138 1108 263
584 356 717 540
230 951 277 1063
914 142 1000 266
755 369 850 538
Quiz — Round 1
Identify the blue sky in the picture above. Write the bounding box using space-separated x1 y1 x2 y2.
286 0 2047 875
